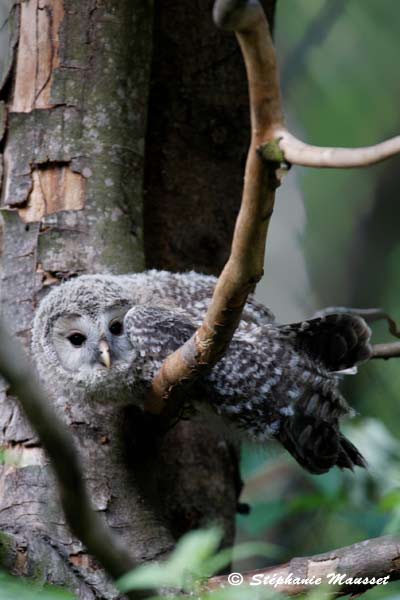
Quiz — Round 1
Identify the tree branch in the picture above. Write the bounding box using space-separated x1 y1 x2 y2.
313 306 400 360
205 535 400 596
146 0 284 414
264 128 400 168
372 342 400 360
0 321 148 599
313 307 400 338
145 0 400 414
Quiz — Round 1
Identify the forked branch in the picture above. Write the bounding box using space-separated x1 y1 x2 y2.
262 129 400 168
146 0 400 414
146 0 284 414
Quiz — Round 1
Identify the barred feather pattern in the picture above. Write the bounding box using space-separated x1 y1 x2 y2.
33 270 372 475
125 301 372 475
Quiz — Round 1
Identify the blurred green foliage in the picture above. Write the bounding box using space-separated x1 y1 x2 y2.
118 527 336 600
118 527 280 599
238 2 400 598
0 572 74 600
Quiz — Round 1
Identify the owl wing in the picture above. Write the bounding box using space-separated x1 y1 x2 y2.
124 300 369 475
124 270 275 331
124 305 197 383
209 314 370 474
279 313 372 371
183 293 275 331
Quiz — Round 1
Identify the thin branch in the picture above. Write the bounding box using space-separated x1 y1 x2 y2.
146 0 284 414
0 321 148 599
313 307 400 338
372 342 400 360
313 307 400 360
205 535 400 596
268 128 400 168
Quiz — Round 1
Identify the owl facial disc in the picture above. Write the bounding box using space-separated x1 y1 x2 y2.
51 304 133 375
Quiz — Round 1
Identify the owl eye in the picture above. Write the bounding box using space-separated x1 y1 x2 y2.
67 332 86 347
109 319 123 336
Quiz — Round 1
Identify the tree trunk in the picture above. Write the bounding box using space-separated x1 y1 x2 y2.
0 0 277 597
144 0 276 274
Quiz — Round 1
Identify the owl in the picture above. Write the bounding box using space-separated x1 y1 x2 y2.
31 270 372 474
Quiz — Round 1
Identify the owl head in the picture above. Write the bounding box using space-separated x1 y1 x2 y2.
31 275 141 402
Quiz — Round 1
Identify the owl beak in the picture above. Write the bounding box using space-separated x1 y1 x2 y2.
98 340 111 368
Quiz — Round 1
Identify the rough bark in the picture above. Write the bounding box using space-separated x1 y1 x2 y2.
0 1 240 597
144 0 276 275
207 535 400 596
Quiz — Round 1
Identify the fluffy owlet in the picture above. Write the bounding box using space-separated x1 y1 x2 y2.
32 270 372 474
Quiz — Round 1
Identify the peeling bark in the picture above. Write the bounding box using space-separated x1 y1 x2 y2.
19 164 85 223
0 1 158 597
11 0 64 112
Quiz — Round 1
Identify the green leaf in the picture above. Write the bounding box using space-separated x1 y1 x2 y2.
202 541 279 579
118 527 223 593
0 572 75 600
118 528 280 595
380 490 400 511
199 585 283 600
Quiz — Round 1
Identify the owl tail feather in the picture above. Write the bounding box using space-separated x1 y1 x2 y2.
278 414 367 475
336 434 367 470
283 313 372 372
